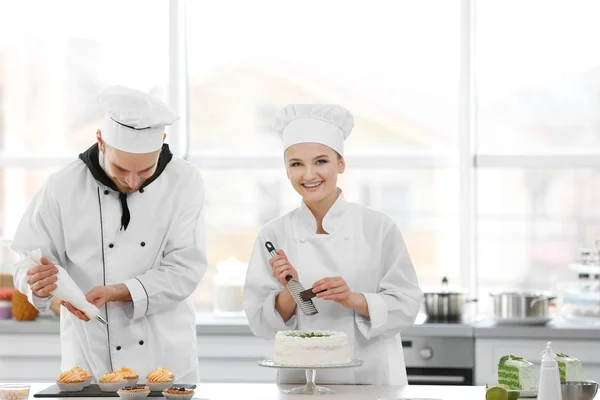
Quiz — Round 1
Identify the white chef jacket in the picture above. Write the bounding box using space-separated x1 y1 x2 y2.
243 191 423 385
11 144 207 383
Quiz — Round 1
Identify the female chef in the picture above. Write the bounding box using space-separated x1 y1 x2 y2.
243 104 423 385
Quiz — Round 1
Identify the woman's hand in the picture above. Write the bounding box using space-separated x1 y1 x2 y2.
312 276 368 315
269 249 298 322
269 250 299 286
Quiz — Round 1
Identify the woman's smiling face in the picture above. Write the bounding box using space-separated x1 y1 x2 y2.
284 142 345 205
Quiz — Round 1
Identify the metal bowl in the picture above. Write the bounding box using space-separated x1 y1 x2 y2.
561 381 598 400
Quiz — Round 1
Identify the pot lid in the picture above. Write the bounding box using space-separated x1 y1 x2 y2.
423 277 469 294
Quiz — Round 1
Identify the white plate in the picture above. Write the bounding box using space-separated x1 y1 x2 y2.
510 389 537 398
493 316 552 326
486 388 538 398
257 359 363 369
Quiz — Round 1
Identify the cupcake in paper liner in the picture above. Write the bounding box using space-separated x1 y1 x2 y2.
162 386 195 400
117 368 140 386
117 385 150 400
70 366 93 387
146 367 175 391
56 381 86 393
99 371 127 392
56 370 86 392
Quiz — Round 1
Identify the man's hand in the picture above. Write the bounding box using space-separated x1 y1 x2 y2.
61 284 131 322
26 257 58 298
61 301 90 321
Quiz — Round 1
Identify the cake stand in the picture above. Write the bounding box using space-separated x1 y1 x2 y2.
257 359 363 395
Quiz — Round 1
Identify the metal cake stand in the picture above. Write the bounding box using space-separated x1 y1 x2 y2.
257 359 363 395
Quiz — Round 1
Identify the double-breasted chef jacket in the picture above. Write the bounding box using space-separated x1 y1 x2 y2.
244 191 423 385
12 143 207 382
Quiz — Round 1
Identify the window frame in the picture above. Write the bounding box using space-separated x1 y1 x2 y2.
3 0 600 314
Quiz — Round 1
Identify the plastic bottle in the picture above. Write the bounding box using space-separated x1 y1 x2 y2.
213 256 247 316
537 341 562 400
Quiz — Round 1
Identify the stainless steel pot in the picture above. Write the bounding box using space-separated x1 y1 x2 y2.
490 291 556 319
423 277 476 321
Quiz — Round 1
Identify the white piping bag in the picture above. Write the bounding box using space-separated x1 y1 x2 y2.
28 249 107 325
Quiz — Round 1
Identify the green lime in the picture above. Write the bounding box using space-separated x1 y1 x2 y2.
486 387 508 400
506 391 519 400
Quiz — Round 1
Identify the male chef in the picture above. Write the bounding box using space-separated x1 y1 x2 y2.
11 85 207 382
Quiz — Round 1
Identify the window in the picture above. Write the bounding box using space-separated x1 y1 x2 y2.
476 1 600 153
0 168 59 240
3 0 598 319
186 1 461 311
475 0 600 314
0 1 168 238
186 0 460 152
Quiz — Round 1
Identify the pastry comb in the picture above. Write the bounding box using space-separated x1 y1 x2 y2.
265 241 318 316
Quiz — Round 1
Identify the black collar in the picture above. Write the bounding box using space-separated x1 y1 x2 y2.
79 143 173 230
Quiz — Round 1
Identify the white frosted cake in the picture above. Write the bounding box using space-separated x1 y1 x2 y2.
273 330 351 366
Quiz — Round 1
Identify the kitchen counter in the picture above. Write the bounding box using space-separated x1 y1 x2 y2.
0 314 254 335
17 383 486 400
0 313 597 339
474 317 600 340
0 314 475 337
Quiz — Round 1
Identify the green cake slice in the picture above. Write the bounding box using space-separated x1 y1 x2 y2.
498 355 538 390
556 353 586 382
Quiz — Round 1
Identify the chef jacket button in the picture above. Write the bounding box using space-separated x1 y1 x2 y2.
299 238 306 243
116 346 121 351
104 190 109 195
109 243 114 249
140 242 146 247
139 188 145 193
139 340 144 345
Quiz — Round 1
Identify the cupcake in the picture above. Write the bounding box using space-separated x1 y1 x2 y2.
145 367 175 391
56 370 86 392
70 366 93 387
163 386 196 400
162 386 195 400
117 368 139 385
98 371 127 392
117 385 150 400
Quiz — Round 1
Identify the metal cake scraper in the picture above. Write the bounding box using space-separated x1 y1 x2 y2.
265 241 318 316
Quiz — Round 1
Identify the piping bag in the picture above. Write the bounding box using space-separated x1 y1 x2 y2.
28 249 107 325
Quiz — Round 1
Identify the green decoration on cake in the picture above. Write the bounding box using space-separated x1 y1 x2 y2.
555 353 586 382
286 331 332 338
498 355 538 390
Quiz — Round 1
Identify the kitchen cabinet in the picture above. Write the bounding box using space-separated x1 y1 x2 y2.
0 333 276 383
2 317 599 385
475 338 600 385
196 335 276 382
0 334 60 382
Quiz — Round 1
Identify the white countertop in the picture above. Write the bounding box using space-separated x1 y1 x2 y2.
16 383 486 400
1 313 598 340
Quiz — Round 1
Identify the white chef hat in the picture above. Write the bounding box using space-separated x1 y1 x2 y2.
97 85 179 154
273 104 354 157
